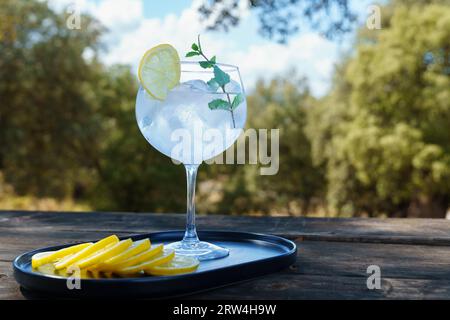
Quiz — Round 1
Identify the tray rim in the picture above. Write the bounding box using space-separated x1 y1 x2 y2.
14 230 297 283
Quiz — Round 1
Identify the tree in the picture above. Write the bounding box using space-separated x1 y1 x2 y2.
198 0 356 43
308 3 450 217
0 0 105 198
0 0 187 213
91 65 186 212
214 74 325 215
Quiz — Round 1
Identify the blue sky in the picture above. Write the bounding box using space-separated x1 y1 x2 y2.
143 0 190 17
49 0 379 97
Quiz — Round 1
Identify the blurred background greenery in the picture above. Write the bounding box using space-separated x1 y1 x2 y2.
0 0 449 218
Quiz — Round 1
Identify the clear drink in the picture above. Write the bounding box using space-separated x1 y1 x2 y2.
136 77 246 164
136 61 247 260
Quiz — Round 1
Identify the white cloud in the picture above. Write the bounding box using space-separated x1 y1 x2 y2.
226 33 338 96
48 0 338 97
94 0 143 30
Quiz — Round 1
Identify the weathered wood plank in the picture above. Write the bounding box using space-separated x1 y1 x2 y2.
188 273 450 300
295 241 450 280
1 211 450 245
2 237 450 299
1 211 450 299
2 260 449 300
0 261 23 300
2 231 449 281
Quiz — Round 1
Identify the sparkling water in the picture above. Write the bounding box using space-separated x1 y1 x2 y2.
136 80 247 164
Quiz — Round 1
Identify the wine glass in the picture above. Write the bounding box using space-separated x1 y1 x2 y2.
135 61 247 260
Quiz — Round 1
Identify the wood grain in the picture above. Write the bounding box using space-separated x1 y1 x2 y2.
1 210 450 299
2 211 450 244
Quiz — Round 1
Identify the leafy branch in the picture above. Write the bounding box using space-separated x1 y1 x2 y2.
186 35 244 128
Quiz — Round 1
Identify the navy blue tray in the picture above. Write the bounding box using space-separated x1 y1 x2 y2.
13 231 297 299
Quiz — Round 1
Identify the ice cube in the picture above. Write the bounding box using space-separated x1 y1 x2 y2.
224 80 242 94
184 80 212 93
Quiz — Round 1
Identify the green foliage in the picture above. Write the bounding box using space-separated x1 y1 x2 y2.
0 0 186 213
309 3 450 217
214 75 325 215
0 0 105 198
1 0 448 217
91 65 186 212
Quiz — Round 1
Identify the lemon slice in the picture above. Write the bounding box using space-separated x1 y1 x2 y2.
103 244 164 271
32 242 92 268
75 238 132 269
138 44 180 101
103 239 151 266
54 235 119 270
146 256 199 276
36 262 57 276
116 249 175 276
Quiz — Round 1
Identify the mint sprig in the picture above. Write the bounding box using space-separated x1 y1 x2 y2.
186 35 244 128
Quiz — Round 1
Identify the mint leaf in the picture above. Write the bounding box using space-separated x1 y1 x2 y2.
213 65 230 87
231 93 244 110
207 78 220 92
186 36 241 127
186 51 200 57
199 61 214 69
208 99 231 111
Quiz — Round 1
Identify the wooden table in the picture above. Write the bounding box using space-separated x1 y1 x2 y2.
1 210 450 299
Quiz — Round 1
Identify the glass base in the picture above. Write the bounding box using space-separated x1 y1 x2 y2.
165 240 229 261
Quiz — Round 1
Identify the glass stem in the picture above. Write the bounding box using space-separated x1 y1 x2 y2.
182 164 200 244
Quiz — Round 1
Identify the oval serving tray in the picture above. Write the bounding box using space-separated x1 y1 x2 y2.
13 230 297 299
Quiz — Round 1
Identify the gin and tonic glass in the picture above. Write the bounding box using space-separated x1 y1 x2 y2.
135 61 247 260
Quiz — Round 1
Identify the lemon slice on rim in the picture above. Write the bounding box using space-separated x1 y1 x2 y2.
138 44 180 101
145 255 199 276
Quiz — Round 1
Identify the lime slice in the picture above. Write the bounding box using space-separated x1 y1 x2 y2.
146 255 199 276
138 44 180 101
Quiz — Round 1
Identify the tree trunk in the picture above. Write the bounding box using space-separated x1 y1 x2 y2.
407 195 448 218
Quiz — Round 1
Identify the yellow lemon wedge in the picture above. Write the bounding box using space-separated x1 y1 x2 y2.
145 255 199 276
116 249 175 276
54 235 119 270
138 44 180 101
75 238 133 269
32 242 92 268
104 244 164 271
